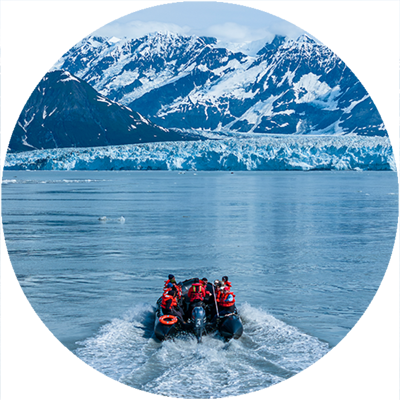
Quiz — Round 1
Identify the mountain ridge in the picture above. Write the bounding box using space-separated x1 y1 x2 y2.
9 70 197 153
52 32 387 137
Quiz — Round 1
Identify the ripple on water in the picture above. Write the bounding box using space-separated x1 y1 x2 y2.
74 303 329 398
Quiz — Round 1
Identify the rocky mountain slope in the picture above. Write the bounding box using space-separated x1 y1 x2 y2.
53 32 387 137
10 70 195 152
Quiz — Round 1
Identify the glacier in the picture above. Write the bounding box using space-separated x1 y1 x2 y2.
4 136 396 172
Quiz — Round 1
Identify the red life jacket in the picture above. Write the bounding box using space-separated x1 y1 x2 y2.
217 289 235 307
222 281 232 290
164 280 182 298
161 293 177 309
188 283 205 302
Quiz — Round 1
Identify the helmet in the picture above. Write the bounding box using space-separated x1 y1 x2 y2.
167 283 173 288
222 276 228 282
168 274 175 280
214 279 220 286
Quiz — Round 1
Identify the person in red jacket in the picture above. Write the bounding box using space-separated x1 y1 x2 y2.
200 277 208 288
221 276 232 290
164 274 182 299
187 278 212 316
161 289 185 323
200 277 213 304
188 278 206 302
216 286 236 315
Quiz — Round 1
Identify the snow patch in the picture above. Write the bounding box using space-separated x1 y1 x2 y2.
343 95 370 113
293 73 332 104
108 37 121 44
96 96 113 106
238 95 281 130
58 71 80 83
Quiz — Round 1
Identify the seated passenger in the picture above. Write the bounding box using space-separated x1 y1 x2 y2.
161 289 185 323
221 276 232 290
200 277 208 288
163 282 174 292
200 277 212 303
164 274 182 299
188 278 206 303
212 280 222 301
217 286 236 315
186 278 210 318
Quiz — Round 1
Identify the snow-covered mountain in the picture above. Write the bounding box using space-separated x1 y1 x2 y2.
10 70 196 152
53 32 387 137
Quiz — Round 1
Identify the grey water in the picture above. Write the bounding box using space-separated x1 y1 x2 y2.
2 170 398 397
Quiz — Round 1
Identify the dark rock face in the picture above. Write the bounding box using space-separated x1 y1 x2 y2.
9 70 194 153
53 32 387 137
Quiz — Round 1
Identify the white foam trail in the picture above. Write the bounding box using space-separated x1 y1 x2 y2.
74 303 329 398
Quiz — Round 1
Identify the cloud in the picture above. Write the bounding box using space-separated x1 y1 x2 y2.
95 20 191 39
266 19 309 41
206 22 274 43
96 21 304 52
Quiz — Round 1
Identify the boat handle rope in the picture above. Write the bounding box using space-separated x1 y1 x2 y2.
212 284 220 317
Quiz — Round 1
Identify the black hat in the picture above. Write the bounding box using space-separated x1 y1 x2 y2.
168 274 175 280
194 278 200 283
222 276 228 282
202 277 208 282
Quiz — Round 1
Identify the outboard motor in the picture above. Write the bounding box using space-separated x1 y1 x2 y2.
192 306 206 343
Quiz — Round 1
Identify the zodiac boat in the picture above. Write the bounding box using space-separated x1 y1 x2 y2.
154 278 243 342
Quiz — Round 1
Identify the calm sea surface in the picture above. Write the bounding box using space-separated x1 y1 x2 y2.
1 170 398 397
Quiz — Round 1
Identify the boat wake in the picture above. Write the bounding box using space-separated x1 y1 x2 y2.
74 303 329 397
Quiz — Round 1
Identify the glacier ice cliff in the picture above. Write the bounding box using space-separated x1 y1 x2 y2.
4 136 396 172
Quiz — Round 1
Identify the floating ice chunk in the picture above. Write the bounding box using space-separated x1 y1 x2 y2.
98 216 107 222
117 216 125 224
